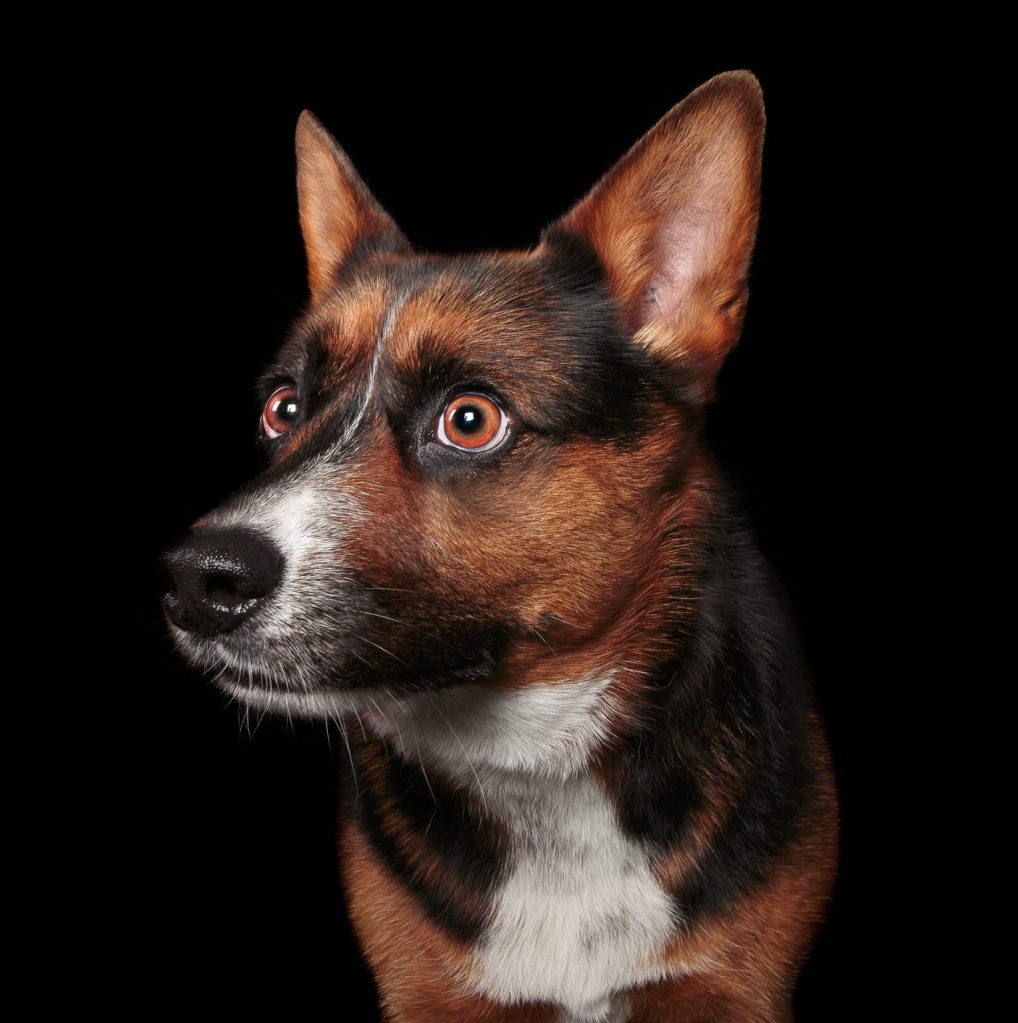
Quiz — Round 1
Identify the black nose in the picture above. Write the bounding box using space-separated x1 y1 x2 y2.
161 528 283 637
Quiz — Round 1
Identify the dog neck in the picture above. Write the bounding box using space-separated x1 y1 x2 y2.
359 669 620 785
354 450 811 816
344 469 815 1018
349 456 813 870
343 466 816 1018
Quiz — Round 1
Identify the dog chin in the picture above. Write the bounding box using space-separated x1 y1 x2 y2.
167 621 365 719
215 668 363 718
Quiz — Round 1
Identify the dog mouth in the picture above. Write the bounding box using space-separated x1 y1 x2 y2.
216 663 303 696
163 557 514 719
170 628 370 718
167 618 513 732
168 621 315 696
214 665 352 717
168 610 512 725
160 483 515 711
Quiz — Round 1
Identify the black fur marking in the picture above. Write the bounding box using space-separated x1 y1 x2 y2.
342 229 414 278
612 484 818 922
538 223 606 289
336 617 514 696
539 224 708 410
256 331 330 408
346 738 505 943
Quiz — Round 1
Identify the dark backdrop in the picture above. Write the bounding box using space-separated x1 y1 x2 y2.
97 53 912 1019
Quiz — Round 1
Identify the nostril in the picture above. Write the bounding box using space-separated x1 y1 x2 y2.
206 572 248 610
157 561 178 599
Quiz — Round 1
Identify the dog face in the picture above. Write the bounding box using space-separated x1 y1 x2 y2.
162 72 765 720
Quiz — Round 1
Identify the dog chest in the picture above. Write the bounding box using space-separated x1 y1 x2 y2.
468 771 680 1022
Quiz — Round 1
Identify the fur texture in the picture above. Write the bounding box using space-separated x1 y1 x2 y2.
164 70 839 1022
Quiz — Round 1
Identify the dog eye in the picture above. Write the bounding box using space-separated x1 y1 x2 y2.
437 392 509 452
261 385 300 439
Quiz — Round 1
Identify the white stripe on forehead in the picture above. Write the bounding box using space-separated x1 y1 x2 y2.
336 284 413 449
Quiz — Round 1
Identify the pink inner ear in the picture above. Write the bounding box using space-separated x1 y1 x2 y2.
643 201 715 326
543 73 764 380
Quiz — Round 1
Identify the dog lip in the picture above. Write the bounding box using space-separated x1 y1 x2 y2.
163 620 303 694
218 664 306 696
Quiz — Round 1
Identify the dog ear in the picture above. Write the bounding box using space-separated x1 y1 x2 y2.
296 110 410 303
539 71 765 401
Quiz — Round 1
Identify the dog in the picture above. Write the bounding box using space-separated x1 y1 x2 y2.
162 70 838 1022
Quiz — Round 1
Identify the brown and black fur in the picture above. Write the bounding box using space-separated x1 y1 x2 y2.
163 70 839 1022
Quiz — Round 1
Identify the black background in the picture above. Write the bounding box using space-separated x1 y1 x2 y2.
93 51 919 1019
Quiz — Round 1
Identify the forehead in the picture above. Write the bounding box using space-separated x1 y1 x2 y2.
315 249 576 359
286 244 635 428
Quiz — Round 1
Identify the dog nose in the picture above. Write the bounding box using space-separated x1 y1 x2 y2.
161 529 283 637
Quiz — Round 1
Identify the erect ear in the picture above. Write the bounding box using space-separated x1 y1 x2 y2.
539 70 765 401
295 110 410 304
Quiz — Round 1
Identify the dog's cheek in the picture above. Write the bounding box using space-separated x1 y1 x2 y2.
327 453 511 660
421 429 686 638
331 415 687 659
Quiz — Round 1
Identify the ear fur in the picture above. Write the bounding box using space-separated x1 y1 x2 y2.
295 110 410 303
539 70 766 400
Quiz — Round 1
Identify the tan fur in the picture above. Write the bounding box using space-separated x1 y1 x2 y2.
342 670 838 1023
296 111 411 303
291 70 835 1020
341 800 559 1023
163 67 838 1023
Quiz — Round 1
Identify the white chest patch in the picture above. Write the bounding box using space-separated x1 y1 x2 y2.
362 675 694 1020
465 770 681 1022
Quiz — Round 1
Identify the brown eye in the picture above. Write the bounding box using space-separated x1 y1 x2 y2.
261 386 300 438
437 392 509 451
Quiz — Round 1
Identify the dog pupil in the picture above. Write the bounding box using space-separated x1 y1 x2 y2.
454 406 483 433
279 400 298 420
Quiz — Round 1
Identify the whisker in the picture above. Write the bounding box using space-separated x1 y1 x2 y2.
424 693 488 814
350 610 445 643
532 625 560 661
354 610 410 624
352 705 369 744
411 721 438 807
349 648 374 670
336 713 360 803
358 636 426 681
542 612 592 631
368 694 406 759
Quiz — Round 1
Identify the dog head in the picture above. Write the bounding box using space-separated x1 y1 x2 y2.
162 71 765 726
